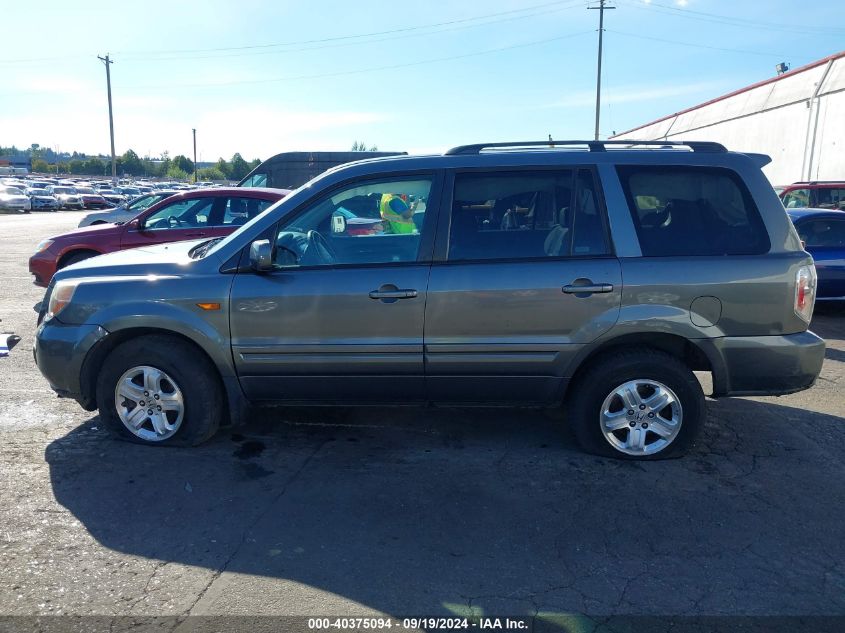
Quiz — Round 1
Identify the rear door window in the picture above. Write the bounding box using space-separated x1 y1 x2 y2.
796 218 845 247
220 197 275 226
617 165 770 257
815 188 845 211
447 169 610 261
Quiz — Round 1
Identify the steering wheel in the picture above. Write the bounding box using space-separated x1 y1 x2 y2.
306 230 338 265
168 216 185 228
640 207 671 229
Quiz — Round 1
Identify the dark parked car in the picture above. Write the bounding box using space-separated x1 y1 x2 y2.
789 208 845 300
29 187 287 286
34 140 823 459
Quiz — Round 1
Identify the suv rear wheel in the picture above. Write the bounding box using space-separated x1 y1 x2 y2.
569 349 705 459
96 335 222 446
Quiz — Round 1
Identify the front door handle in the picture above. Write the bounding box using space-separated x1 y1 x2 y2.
369 289 418 300
562 282 614 295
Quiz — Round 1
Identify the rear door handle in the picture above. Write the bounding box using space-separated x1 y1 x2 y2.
185 232 207 238
369 289 418 299
562 283 614 294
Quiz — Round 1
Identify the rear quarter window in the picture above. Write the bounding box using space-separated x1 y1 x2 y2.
616 165 770 257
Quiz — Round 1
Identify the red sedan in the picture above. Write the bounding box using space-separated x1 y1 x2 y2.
29 187 287 287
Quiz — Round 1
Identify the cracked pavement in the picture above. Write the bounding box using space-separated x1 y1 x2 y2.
1 213 844 625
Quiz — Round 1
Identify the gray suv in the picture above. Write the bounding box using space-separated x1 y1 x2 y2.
34 140 825 459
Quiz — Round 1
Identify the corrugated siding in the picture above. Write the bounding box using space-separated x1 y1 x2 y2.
613 54 845 185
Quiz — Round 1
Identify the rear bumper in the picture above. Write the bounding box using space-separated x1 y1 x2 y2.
705 331 825 397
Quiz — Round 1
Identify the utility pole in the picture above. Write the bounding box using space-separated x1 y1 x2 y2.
192 128 198 183
588 0 614 141
97 54 117 181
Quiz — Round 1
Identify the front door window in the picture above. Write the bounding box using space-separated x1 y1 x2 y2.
272 178 433 268
782 189 811 209
143 197 215 230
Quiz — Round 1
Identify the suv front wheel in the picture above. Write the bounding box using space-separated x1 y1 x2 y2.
569 349 705 459
96 335 223 446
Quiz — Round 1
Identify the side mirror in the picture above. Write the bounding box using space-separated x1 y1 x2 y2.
127 218 140 230
249 239 273 272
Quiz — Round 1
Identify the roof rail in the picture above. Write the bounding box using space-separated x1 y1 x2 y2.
444 139 728 155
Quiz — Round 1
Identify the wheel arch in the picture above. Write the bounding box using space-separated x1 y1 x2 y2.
79 327 247 426
562 332 723 404
57 248 102 269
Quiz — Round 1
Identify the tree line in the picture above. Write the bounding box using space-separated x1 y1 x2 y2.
1 145 260 181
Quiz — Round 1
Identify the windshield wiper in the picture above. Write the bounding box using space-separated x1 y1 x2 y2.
189 237 223 259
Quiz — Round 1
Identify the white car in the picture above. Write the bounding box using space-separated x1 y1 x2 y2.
78 191 178 227
0 186 32 213
47 185 84 210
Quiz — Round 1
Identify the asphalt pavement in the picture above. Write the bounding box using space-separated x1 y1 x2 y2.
1 212 844 631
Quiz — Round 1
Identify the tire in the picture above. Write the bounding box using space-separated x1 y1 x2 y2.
568 348 705 460
58 251 97 269
96 335 223 446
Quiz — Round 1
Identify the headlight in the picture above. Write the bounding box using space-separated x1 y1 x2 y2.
34 239 54 253
46 279 80 320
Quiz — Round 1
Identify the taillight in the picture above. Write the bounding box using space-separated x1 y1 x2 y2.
794 265 817 323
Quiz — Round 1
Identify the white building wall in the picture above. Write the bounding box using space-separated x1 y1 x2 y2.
613 53 845 186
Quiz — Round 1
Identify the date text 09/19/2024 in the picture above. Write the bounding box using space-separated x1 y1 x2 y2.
307 617 530 630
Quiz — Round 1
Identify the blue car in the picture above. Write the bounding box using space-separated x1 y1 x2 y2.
788 208 845 300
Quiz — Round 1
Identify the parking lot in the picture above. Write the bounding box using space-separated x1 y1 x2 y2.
1 212 844 626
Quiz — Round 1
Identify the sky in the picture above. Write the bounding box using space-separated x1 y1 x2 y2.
1 0 843 162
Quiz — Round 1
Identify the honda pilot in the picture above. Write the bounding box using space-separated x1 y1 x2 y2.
34 140 825 459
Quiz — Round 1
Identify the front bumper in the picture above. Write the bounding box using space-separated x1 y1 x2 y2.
28 253 56 287
34 318 108 408
59 198 83 209
1 200 31 211
706 330 825 397
31 198 59 210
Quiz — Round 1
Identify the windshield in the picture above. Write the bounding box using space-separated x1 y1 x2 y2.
128 193 168 211
4 187 24 195
29 189 49 195
239 172 268 187
53 187 76 194
206 182 312 259
76 187 96 194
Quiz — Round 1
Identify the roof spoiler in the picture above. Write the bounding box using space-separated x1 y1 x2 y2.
743 153 772 168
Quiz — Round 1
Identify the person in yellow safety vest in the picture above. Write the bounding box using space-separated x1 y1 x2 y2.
379 193 416 234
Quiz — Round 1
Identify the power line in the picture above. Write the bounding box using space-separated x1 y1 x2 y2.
0 0 583 66
640 0 845 34
607 30 791 58
621 0 845 36
114 30 594 92
115 0 584 57
117 3 584 63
